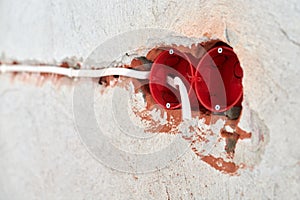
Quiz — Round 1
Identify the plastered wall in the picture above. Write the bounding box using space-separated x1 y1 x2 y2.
0 0 299 199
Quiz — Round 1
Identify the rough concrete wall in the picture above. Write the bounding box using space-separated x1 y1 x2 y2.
0 0 299 199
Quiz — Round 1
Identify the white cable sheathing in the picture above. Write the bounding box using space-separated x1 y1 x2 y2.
166 76 176 88
173 77 192 120
0 65 150 79
0 64 191 120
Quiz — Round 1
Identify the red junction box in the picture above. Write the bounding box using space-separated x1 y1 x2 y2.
149 48 198 109
149 45 243 112
195 46 243 112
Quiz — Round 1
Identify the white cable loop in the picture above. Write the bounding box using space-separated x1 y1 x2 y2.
173 77 192 120
0 64 191 121
166 76 192 120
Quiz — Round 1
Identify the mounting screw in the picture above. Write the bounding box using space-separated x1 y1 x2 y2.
166 103 171 109
217 47 223 54
215 104 220 111
169 49 174 55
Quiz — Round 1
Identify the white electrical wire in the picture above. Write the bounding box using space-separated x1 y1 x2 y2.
173 77 192 120
0 64 150 79
166 76 176 88
165 76 192 120
0 64 192 120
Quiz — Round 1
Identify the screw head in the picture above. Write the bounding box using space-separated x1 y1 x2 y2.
217 47 223 53
166 103 171 109
169 49 174 55
215 104 220 111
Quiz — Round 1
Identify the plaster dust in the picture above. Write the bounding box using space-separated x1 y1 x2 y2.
0 0 300 199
